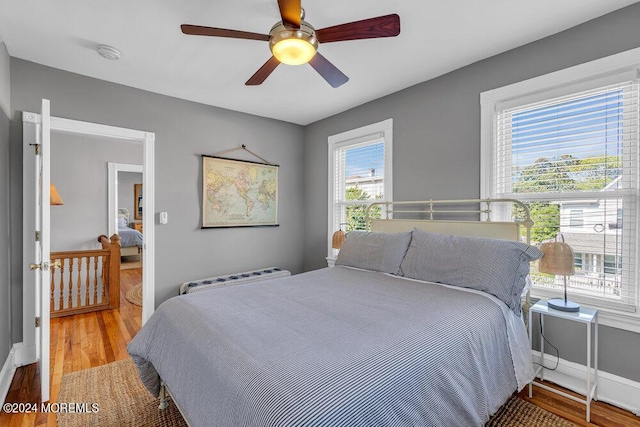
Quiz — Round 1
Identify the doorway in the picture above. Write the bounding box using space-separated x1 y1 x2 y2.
21 111 155 402
109 163 144 311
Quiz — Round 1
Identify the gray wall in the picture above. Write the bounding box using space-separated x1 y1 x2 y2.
302 3 640 382
9 59 305 343
118 171 142 225
50 134 143 251
0 39 11 367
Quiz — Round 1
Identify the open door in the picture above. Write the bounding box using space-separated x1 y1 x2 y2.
21 104 156 405
26 99 51 402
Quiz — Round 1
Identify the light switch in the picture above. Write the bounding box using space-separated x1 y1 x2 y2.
160 211 168 224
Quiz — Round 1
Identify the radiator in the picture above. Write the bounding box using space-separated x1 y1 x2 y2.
179 267 291 295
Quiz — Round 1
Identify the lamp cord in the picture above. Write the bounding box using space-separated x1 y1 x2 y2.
533 314 559 371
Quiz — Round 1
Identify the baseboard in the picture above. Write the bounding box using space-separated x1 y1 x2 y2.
0 346 16 406
13 342 35 367
532 351 640 417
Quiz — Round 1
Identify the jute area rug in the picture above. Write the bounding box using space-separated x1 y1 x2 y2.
125 284 143 307
58 358 575 427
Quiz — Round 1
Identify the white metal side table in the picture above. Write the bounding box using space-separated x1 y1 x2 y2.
528 299 598 422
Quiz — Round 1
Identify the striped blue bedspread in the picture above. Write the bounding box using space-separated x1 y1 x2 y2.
128 266 532 427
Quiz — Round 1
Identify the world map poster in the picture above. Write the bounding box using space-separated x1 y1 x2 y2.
202 155 278 228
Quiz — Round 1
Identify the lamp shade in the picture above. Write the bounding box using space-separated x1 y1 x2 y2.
539 241 575 276
50 184 64 206
332 229 346 249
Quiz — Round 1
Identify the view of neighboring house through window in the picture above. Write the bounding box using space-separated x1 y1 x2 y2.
328 119 393 258
486 76 639 312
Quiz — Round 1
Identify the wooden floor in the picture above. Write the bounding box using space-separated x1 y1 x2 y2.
2 267 639 426
0 267 142 427
518 382 640 426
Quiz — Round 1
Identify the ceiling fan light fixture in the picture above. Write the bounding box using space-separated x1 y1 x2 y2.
272 38 316 65
269 21 318 65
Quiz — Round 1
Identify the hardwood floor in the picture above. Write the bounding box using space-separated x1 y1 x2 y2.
2 268 639 426
519 382 640 426
0 268 142 427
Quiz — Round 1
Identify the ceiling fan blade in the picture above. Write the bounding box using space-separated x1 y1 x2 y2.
181 24 270 41
277 0 301 28
246 56 281 86
316 14 400 43
308 53 349 88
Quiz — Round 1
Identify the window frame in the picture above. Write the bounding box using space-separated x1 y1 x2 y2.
327 119 393 260
480 47 640 333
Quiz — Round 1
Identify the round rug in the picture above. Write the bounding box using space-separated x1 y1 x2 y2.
125 284 142 306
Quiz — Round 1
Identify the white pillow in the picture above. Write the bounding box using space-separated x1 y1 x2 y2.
118 217 127 229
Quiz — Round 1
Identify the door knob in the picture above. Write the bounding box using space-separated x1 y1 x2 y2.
29 263 42 270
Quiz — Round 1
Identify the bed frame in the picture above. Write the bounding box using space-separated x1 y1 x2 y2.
366 198 533 240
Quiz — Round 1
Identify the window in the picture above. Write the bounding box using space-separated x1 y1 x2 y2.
574 253 583 271
482 49 640 319
328 119 393 258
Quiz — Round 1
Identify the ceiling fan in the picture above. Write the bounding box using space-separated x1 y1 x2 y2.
181 0 400 88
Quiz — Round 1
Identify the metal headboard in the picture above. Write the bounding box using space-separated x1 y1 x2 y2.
365 198 534 244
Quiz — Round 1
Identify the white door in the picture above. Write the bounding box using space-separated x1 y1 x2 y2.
28 99 51 402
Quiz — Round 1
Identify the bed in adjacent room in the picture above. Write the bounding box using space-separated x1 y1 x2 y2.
117 208 143 257
128 199 541 427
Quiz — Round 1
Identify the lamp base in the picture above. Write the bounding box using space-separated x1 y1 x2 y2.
547 298 580 312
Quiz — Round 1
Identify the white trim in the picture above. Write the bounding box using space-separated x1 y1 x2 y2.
0 346 16 406
482 46 640 108
107 163 143 237
327 119 393 258
141 132 155 324
11 342 28 367
50 116 149 142
531 350 640 416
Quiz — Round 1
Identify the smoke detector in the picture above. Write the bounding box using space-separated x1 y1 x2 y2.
97 45 121 61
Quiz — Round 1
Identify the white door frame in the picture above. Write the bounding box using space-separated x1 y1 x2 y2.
108 163 143 237
21 113 156 367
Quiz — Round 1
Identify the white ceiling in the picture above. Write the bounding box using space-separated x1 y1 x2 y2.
0 0 638 125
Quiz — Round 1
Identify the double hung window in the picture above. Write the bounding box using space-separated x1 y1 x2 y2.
482 51 640 318
327 119 393 258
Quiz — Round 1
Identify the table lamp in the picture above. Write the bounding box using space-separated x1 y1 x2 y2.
539 235 579 312
332 224 346 249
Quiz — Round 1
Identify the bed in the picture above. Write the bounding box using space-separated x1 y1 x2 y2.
117 208 143 257
128 199 541 427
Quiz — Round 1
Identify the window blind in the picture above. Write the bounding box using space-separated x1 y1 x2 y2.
495 80 639 311
332 140 385 232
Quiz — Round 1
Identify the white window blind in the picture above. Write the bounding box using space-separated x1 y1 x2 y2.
332 140 386 233
495 80 639 311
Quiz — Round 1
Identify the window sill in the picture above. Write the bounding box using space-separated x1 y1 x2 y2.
530 290 640 333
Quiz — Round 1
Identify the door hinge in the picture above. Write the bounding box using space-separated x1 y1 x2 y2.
35 317 41 328
29 143 40 155
35 231 40 241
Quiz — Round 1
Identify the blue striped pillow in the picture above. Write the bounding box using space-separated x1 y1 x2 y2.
336 231 412 275
400 229 542 313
